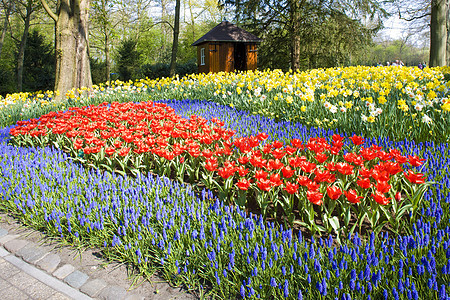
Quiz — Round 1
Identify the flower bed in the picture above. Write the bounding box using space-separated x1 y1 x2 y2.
1 98 449 299
9 101 429 237
1 66 450 299
2 67 450 143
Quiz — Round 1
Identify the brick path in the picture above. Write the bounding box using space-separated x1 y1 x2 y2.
0 222 196 300
0 243 90 299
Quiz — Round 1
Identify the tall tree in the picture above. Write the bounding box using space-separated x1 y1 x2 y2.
220 0 386 70
40 0 92 98
390 0 448 66
15 0 41 92
169 0 180 76
90 0 120 82
0 0 13 57
430 0 447 66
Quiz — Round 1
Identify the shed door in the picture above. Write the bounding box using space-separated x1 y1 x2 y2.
225 43 234 72
246 44 258 71
209 43 220 73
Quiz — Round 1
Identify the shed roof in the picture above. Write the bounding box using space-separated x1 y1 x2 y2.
192 21 262 46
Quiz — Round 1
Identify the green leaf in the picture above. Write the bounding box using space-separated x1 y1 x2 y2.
329 216 340 233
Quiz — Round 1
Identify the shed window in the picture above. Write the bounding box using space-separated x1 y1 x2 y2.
200 48 205 65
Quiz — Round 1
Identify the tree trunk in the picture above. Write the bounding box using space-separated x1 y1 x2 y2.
105 32 110 82
447 0 450 65
17 1 32 92
430 0 447 66
169 0 180 77
0 2 12 57
289 0 301 70
161 0 168 60
188 0 195 41
41 0 92 99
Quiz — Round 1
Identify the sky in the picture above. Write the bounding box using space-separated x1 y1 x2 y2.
380 15 408 39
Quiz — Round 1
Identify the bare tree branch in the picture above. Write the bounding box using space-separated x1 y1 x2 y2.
39 0 57 22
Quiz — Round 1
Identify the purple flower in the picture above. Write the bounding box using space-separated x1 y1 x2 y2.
270 277 277 287
283 279 289 298
240 285 245 298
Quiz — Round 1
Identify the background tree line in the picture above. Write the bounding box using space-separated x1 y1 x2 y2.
0 0 443 96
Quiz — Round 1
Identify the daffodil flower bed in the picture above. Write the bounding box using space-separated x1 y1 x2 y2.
143 66 450 143
9 101 431 239
2 67 450 142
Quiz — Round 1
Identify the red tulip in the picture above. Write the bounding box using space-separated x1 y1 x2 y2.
336 162 354 176
300 161 317 173
255 170 269 181
376 181 391 193
360 147 377 161
357 177 372 189
285 145 297 155
358 167 372 178
408 155 426 167
306 180 320 192
349 134 364 145
404 170 426 184
236 178 251 190
332 134 345 144
105 146 116 156
291 139 304 149
201 149 214 158
236 166 249 176
326 162 337 171
384 162 403 175
238 156 250 165
256 132 269 141
204 157 218 172
284 181 299 194
272 140 284 149
315 153 328 163
268 159 284 170
288 156 306 168
282 166 295 178
118 147 130 157
269 173 283 186
307 190 323 205
257 178 272 191
371 169 389 182
74 139 84 150
297 175 311 186
326 185 342 200
314 169 334 183
377 151 393 161
372 191 391 205
272 148 285 159
344 189 362 204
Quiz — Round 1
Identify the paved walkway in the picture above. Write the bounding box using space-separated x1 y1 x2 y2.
0 245 87 299
0 215 196 300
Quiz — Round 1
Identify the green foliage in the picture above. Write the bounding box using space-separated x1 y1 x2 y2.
257 28 291 70
90 58 107 84
221 0 384 70
21 30 55 93
136 18 171 65
140 59 197 79
0 36 17 95
117 38 142 81
362 39 429 66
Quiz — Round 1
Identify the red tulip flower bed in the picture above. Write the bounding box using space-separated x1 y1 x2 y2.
9 101 429 236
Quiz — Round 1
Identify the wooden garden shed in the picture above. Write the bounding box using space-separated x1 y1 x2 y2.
192 21 262 73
